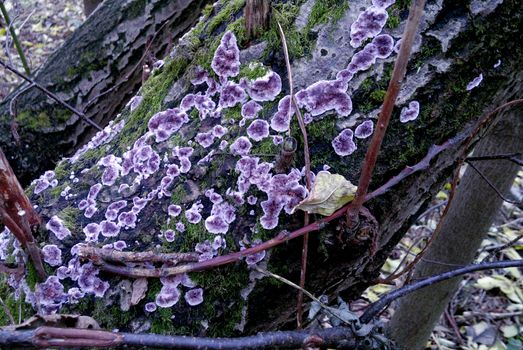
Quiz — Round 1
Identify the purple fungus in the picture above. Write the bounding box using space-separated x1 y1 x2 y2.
42 245 62 266
155 286 181 308
67 288 85 304
230 136 252 156
83 223 100 241
195 131 215 148
56 266 71 280
336 69 354 83
204 215 229 234
185 203 203 224
164 230 176 242
466 73 483 91
113 240 127 251
175 221 186 233
185 288 204 306
212 125 228 138
270 96 294 132
347 43 378 73
400 101 420 123
295 79 352 117
241 100 263 119
372 34 394 58
101 220 121 237
179 157 192 174
166 164 180 178
247 71 282 101
92 279 110 297
211 31 240 79
174 146 194 159
118 211 137 229
260 198 285 230
84 205 97 219
332 129 357 156
46 216 71 240
219 140 229 150
355 120 374 139
272 135 284 145
132 197 148 212
35 276 65 310
247 195 258 205
101 165 119 186
212 235 226 251
168 204 182 217
247 119 270 142
303 113 313 124
191 66 209 85
148 108 189 143
350 6 388 48
195 240 214 261
219 82 247 108
88 183 102 200
145 302 157 312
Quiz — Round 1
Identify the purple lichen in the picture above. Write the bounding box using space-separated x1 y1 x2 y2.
399 101 420 123
148 108 189 143
466 73 483 91
184 288 204 306
42 245 62 266
219 82 247 108
247 119 270 142
230 136 252 156
204 215 229 234
241 100 263 119
270 96 294 132
355 120 374 139
211 31 240 79
46 216 71 240
155 286 181 308
350 6 389 48
145 302 157 312
332 129 357 156
185 203 203 224
295 79 352 117
168 204 182 217
247 71 282 102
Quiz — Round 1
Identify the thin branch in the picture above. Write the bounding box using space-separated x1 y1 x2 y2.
465 160 521 205
276 21 312 330
347 0 427 220
0 325 367 349
466 152 522 166
0 1 31 75
360 259 523 323
0 60 102 131
484 233 523 259
77 245 199 264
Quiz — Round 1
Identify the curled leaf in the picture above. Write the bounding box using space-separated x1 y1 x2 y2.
293 171 357 216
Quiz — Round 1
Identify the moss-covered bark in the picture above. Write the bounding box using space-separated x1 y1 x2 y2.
0 0 208 185
1 0 522 340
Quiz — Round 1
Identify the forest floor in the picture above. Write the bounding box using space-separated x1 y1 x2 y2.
0 1 522 349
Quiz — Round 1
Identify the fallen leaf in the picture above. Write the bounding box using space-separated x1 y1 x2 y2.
293 171 357 216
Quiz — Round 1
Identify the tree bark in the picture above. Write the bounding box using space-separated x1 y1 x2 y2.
0 0 522 340
0 0 208 185
385 108 523 350
83 0 103 17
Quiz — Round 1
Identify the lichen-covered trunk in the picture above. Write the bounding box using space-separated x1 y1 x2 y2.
0 0 207 185
1 0 522 339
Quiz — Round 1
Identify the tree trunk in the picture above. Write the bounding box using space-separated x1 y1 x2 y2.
0 0 522 340
0 0 208 185
386 108 523 350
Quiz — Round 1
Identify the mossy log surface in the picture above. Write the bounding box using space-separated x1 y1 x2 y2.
0 0 208 185
1 0 522 339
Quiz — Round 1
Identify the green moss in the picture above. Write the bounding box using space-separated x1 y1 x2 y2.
25 261 39 290
57 206 81 233
122 0 146 19
191 264 250 336
202 4 214 17
92 299 136 329
305 0 350 32
206 0 245 35
239 63 269 80
47 183 67 199
369 89 387 103
16 110 51 130
0 278 33 326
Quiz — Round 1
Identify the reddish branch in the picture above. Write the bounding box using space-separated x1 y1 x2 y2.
0 148 45 280
347 0 427 221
